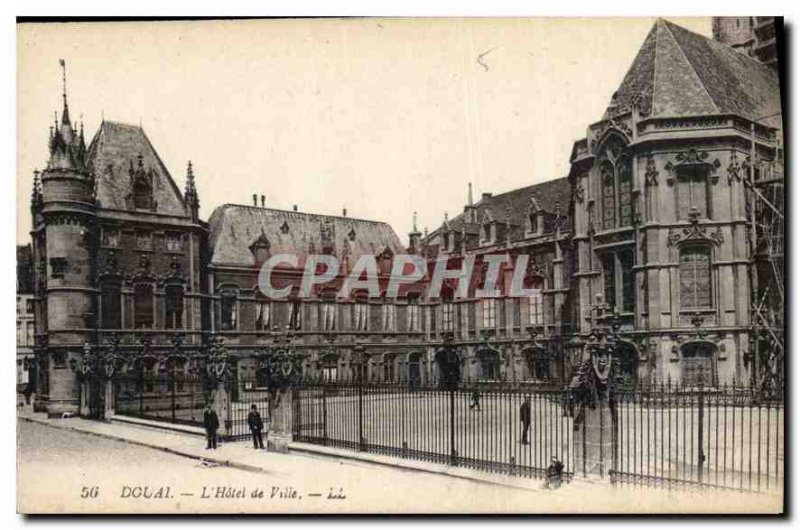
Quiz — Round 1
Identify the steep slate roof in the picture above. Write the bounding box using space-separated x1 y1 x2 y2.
207 204 406 267
430 177 571 239
86 121 187 216
606 19 780 122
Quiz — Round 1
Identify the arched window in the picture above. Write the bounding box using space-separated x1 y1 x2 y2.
408 352 421 386
477 349 500 381
133 283 154 329
524 348 550 381
679 246 712 309
681 342 715 388
615 343 638 386
618 157 633 226
383 353 396 382
100 280 121 329
220 292 238 331
598 141 634 230
601 161 616 230
165 285 184 330
321 354 338 382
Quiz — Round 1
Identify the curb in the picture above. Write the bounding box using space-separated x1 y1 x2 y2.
19 416 268 476
20 415 557 494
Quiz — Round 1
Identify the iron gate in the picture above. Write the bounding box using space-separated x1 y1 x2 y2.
114 373 207 426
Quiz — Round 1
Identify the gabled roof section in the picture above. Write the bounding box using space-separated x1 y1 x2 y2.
207 204 405 267
86 121 187 216
428 177 571 241
606 19 780 121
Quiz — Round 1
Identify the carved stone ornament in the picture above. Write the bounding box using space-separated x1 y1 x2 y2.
664 148 721 186
667 210 724 246
644 156 658 186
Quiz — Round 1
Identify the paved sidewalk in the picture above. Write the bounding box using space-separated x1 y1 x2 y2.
17 410 784 514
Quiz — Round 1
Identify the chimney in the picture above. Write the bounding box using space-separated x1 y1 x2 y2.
293 205 298 212
342 208 347 217
252 194 257 206
482 192 493 200
260 195 265 208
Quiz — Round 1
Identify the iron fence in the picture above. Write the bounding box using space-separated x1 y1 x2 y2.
114 374 207 426
293 379 575 480
610 383 784 492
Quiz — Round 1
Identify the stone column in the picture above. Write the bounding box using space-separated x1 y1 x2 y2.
212 381 230 439
104 379 116 418
574 401 614 477
268 389 293 453
79 380 90 417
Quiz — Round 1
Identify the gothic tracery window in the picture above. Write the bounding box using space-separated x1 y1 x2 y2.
165 285 184 330
679 246 712 309
598 140 634 230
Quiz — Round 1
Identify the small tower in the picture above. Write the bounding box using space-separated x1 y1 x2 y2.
408 211 422 252
463 182 478 224
184 160 200 222
35 59 97 416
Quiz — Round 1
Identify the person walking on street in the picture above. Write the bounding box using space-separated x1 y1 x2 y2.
203 404 219 450
247 404 265 450
469 389 481 411
520 397 531 445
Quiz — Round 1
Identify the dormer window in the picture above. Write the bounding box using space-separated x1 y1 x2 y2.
249 233 271 263
130 155 155 211
525 196 544 237
480 212 495 245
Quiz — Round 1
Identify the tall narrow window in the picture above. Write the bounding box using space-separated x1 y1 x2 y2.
101 281 121 329
381 304 396 331
620 250 635 312
164 285 184 330
602 251 636 313
677 167 709 219
482 298 497 328
289 301 303 330
383 353 395 381
133 284 154 329
680 246 712 309
407 295 420 332
618 158 633 227
442 302 454 331
256 301 271 330
528 291 544 326
220 294 237 331
601 162 616 230
322 303 336 331
602 254 616 311
353 303 368 331
321 354 338 382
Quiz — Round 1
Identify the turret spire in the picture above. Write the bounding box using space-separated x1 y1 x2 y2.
60 59 71 126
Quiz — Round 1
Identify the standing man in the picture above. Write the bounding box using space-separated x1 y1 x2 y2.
519 397 531 445
469 389 481 411
203 404 219 450
247 404 265 450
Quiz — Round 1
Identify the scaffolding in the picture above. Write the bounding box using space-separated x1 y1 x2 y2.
746 121 784 398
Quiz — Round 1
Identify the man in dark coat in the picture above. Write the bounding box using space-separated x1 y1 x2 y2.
469 389 481 411
247 404 265 450
203 404 219 450
519 397 531 445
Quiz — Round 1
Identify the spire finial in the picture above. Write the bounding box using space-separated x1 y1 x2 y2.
59 59 70 125
468 182 474 205
412 211 418 232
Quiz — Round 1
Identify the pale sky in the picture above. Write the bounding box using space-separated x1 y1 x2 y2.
16 17 711 245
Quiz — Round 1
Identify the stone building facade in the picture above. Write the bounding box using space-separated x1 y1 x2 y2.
25 19 782 417
566 19 782 387
17 245 35 402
